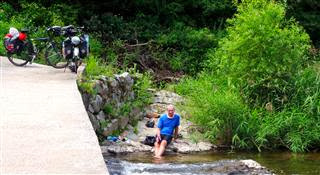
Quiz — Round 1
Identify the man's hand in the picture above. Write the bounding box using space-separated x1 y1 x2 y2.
172 136 178 143
173 126 179 143
156 134 161 142
156 128 161 143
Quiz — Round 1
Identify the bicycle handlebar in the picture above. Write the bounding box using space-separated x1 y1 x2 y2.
44 25 86 38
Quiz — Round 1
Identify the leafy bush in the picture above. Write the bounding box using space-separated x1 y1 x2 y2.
211 0 311 109
84 56 115 78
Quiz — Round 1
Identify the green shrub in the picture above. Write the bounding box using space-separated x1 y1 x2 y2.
85 56 115 78
211 0 311 109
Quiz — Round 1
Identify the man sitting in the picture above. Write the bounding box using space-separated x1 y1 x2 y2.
154 104 180 158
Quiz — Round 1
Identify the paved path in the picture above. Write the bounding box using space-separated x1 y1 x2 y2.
0 57 108 174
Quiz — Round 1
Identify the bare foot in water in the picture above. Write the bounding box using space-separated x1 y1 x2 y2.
152 155 164 163
153 155 162 159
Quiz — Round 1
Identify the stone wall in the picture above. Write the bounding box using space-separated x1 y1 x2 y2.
79 72 144 137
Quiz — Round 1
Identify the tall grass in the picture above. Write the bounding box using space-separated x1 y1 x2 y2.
176 73 250 145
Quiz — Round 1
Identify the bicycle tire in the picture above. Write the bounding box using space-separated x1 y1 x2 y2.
7 46 30 66
45 44 68 68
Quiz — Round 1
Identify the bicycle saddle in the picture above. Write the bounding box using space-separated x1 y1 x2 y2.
20 28 29 33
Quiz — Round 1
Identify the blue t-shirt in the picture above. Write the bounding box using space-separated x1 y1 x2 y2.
157 113 180 136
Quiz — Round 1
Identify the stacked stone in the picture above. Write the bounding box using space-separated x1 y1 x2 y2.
81 72 144 137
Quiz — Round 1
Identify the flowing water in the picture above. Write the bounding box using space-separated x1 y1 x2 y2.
104 151 320 175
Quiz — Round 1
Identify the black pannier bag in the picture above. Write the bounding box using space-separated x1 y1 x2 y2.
4 37 24 54
62 39 73 59
79 34 89 58
4 37 15 53
143 135 156 146
145 120 155 128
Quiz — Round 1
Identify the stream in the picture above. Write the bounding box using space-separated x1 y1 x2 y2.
104 151 320 175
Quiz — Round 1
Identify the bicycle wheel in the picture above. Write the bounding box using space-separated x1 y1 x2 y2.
7 45 30 66
45 44 68 68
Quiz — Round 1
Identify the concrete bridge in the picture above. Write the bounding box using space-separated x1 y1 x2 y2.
0 57 108 174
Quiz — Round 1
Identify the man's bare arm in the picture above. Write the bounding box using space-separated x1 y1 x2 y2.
156 128 161 142
173 126 179 141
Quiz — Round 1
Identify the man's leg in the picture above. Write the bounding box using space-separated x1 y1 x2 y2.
154 141 160 156
155 140 167 157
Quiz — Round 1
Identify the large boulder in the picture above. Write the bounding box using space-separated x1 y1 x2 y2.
101 141 151 154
